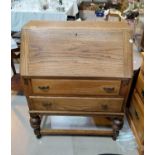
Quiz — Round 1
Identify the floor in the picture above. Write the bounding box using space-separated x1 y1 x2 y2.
12 64 138 155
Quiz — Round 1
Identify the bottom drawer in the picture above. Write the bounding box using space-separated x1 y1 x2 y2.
29 97 124 112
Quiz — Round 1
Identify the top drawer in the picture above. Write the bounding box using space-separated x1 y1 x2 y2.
31 79 121 96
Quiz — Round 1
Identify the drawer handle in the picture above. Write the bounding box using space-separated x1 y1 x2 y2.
38 86 49 90
42 102 52 108
101 105 108 110
103 87 115 93
141 90 144 98
135 110 139 120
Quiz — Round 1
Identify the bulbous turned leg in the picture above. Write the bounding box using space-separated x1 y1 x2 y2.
30 114 41 139
112 118 123 140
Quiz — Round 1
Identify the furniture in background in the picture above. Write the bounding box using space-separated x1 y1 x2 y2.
20 21 133 140
11 47 20 75
11 0 79 31
78 1 123 21
127 52 144 155
11 37 18 75
106 9 121 21
11 35 23 92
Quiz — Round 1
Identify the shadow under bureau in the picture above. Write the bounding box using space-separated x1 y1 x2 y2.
20 21 133 140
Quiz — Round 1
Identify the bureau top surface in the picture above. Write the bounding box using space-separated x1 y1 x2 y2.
20 21 133 78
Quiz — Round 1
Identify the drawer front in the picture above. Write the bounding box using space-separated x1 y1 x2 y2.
29 97 124 112
136 73 144 102
140 55 144 78
140 67 144 80
31 79 121 96
129 93 144 142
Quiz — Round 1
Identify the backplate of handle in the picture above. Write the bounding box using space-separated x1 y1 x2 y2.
38 86 49 90
103 87 115 93
42 102 52 107
135 110 139 120
101 104 108 110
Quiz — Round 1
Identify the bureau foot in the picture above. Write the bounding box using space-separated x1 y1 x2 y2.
30 114 41 138
112 118 123 140
36 134 42 139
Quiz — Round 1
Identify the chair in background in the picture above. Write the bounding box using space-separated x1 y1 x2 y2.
11 32 23 93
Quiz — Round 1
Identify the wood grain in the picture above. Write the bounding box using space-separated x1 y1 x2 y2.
29 96 124 112
29 110 124 117
136 72 144 102
140 52 144 79
20 21 133 78
127 112 144 155
127 53 144 154
40 128 113 136
123 31 133 78
31 79 121 95
20 30 29 76
129 91 144 143
20 21 133 139
23 21 132 30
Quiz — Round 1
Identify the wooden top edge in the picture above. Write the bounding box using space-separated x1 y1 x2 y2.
22 20 131 30
20 74 132 79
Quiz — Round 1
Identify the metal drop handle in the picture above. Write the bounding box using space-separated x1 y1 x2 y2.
103 87 115 93
135 110 139 120
38 86 49 90
141 90 144 98
42 102 52 108
101 104 108 110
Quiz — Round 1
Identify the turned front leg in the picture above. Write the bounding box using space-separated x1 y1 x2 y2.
112 118 123 140
30 114 41 139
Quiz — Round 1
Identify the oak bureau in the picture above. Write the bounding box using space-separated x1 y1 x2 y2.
20 21 133 140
